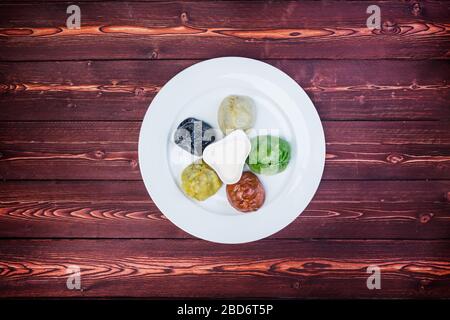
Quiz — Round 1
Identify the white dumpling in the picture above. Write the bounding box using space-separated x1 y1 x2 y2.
218 95 255 135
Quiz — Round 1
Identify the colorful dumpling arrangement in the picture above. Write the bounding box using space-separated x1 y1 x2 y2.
174 95 292 213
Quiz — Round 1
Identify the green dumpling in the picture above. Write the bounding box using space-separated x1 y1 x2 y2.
246 135 291 175
218 95 255 135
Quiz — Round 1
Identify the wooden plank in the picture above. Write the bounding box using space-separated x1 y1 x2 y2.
0 121 448 180
0 239 449 298
0 1 449 60
1 60 449 121
0 180 449 239
3 120 441 145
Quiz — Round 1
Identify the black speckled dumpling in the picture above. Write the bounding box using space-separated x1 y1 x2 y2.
174 117 218 156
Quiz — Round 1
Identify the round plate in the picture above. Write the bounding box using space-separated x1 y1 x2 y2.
139 57 325 244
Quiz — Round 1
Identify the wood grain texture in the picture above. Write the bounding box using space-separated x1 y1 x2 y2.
0 0 449 300
0 1 449 60
1 60 449 121
0 121 448 180
0 239 449 298
0 180 449 239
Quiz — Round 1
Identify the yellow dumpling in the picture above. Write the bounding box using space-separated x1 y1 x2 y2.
181 160 222 201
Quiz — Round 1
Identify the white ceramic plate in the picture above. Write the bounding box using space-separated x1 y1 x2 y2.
139 57 325 244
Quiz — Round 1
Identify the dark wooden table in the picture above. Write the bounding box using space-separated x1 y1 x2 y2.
0 1 449 299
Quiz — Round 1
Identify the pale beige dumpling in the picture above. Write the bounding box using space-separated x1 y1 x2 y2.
218 95 255 135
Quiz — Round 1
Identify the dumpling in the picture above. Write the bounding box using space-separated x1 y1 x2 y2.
246 135 291 175
174 117 218 156
181 160 222 201
226 172 265 212
218 95 255 135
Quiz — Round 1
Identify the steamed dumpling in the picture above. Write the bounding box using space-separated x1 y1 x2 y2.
247 135 291 175
173 117 218 156
181 160 222 201
218 95 255 135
